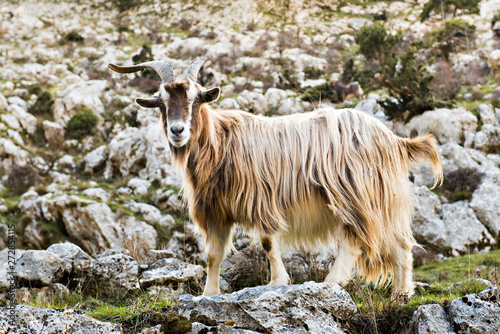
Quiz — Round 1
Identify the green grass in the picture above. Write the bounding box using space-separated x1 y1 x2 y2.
21 290 177 332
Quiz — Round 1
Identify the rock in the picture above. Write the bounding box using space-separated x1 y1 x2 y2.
439 143 500 177
139 325 163 334
470 177 500 237
16 283 69 304
88 254 139 298
52 80 107 126
144 249 176 266
14 250 66 286
488 49 500 75
0 305 122 333
447 293 500 333
166 228 207 265
0 249 26 292
442 201 495 254
410 304 454 334
276 97 302 115
354 98 384 117
265 88 288 109
128 177 151 195
0 92 8 110
405 108 477 145
139 258 204 293
0 138 29 172
83 145 108 174
1 114 21 130
42 120 65 150
237 90 267 115
46 242 93 278
218 98 240 110
10 104 36 134
177 282 356 334
126 201 162 223
120 216 158 250
479 104 498 126
166 194 184 212
410 184 448 250
190 322 259 333
97 248 130 258
82 187 110 202
104 127 147 179
473 124 500 154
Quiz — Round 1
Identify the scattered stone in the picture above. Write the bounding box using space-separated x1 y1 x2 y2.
144 249 176 266
139 258 204 290
410 304 454 334
14 250 66 287
128 177 151 196
0 305 122 334
46 242 93 278
83 145 108 174
237 90 267 115
88 253 140 298
82 187 111 202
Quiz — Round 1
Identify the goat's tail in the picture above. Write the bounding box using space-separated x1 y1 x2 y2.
400 134 443 188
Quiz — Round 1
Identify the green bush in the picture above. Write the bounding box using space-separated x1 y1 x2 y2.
66 108 99 139
420 0 480 22
431 18 476 60
301 83 337 102
28 90 53 115
114 0 140 12
355 23 439 120
59 30 84 45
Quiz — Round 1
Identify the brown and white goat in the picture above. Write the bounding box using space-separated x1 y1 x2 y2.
109 60 443 296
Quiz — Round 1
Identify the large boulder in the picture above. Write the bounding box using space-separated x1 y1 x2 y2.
52 80 107 126
42 120 65 150
470 175 500 237
87 254 140 298
0 305 122 334
404 108 477 145
104 127 147 179
177 282 357 334
14 250 66 287
410 304 454 334
46 242 93 278
83 145 108 174
237 90 267 115
473 124 500 154
441 201 495 254
140 258 204 295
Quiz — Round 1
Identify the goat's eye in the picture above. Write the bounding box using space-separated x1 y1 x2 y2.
196 99 199 104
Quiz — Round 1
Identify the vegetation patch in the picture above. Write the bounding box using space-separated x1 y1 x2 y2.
66 108 99 139
59 30 84 45
301 82 337 103
29 90 54 115
434 167 484 202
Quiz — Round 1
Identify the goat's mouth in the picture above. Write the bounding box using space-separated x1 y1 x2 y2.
169 136 189 147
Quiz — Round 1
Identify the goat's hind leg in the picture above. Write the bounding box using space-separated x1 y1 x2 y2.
203 223 233 296
261 235 290 286
324 235 361 286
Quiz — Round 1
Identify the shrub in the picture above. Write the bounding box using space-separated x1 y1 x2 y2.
28 90 53 115
431 18 476 61
59 30 84 45
420 0 480 22
437 167 484 202
66 108 99 139
114 0 140 12
303 66 323 79
430 61 461 100
301 82 337 102
6 165 39 193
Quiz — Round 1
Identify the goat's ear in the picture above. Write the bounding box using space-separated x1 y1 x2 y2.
136 97 161 108
200 87 221 103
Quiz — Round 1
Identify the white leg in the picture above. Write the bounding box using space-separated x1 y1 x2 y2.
261 236 290 286
203 224 232 296
324 237 360 286
391 247 414 296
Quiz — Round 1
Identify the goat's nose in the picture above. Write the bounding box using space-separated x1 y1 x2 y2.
170 125 184 136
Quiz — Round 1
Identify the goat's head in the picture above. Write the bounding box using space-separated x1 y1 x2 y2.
108 60 220 147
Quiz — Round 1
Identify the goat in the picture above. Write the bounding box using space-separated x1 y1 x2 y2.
109 60 443 296
331 80 364 102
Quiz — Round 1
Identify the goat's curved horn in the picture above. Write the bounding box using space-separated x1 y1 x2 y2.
185 60 204 82
108 61 174 84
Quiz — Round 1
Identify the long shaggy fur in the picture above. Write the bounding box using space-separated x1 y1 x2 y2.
169 104 443 285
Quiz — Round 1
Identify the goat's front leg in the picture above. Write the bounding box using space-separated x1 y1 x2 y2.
203 223 232 296
261 235 290 286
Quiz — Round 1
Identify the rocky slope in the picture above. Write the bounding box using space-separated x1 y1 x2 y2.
1 0 500 333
